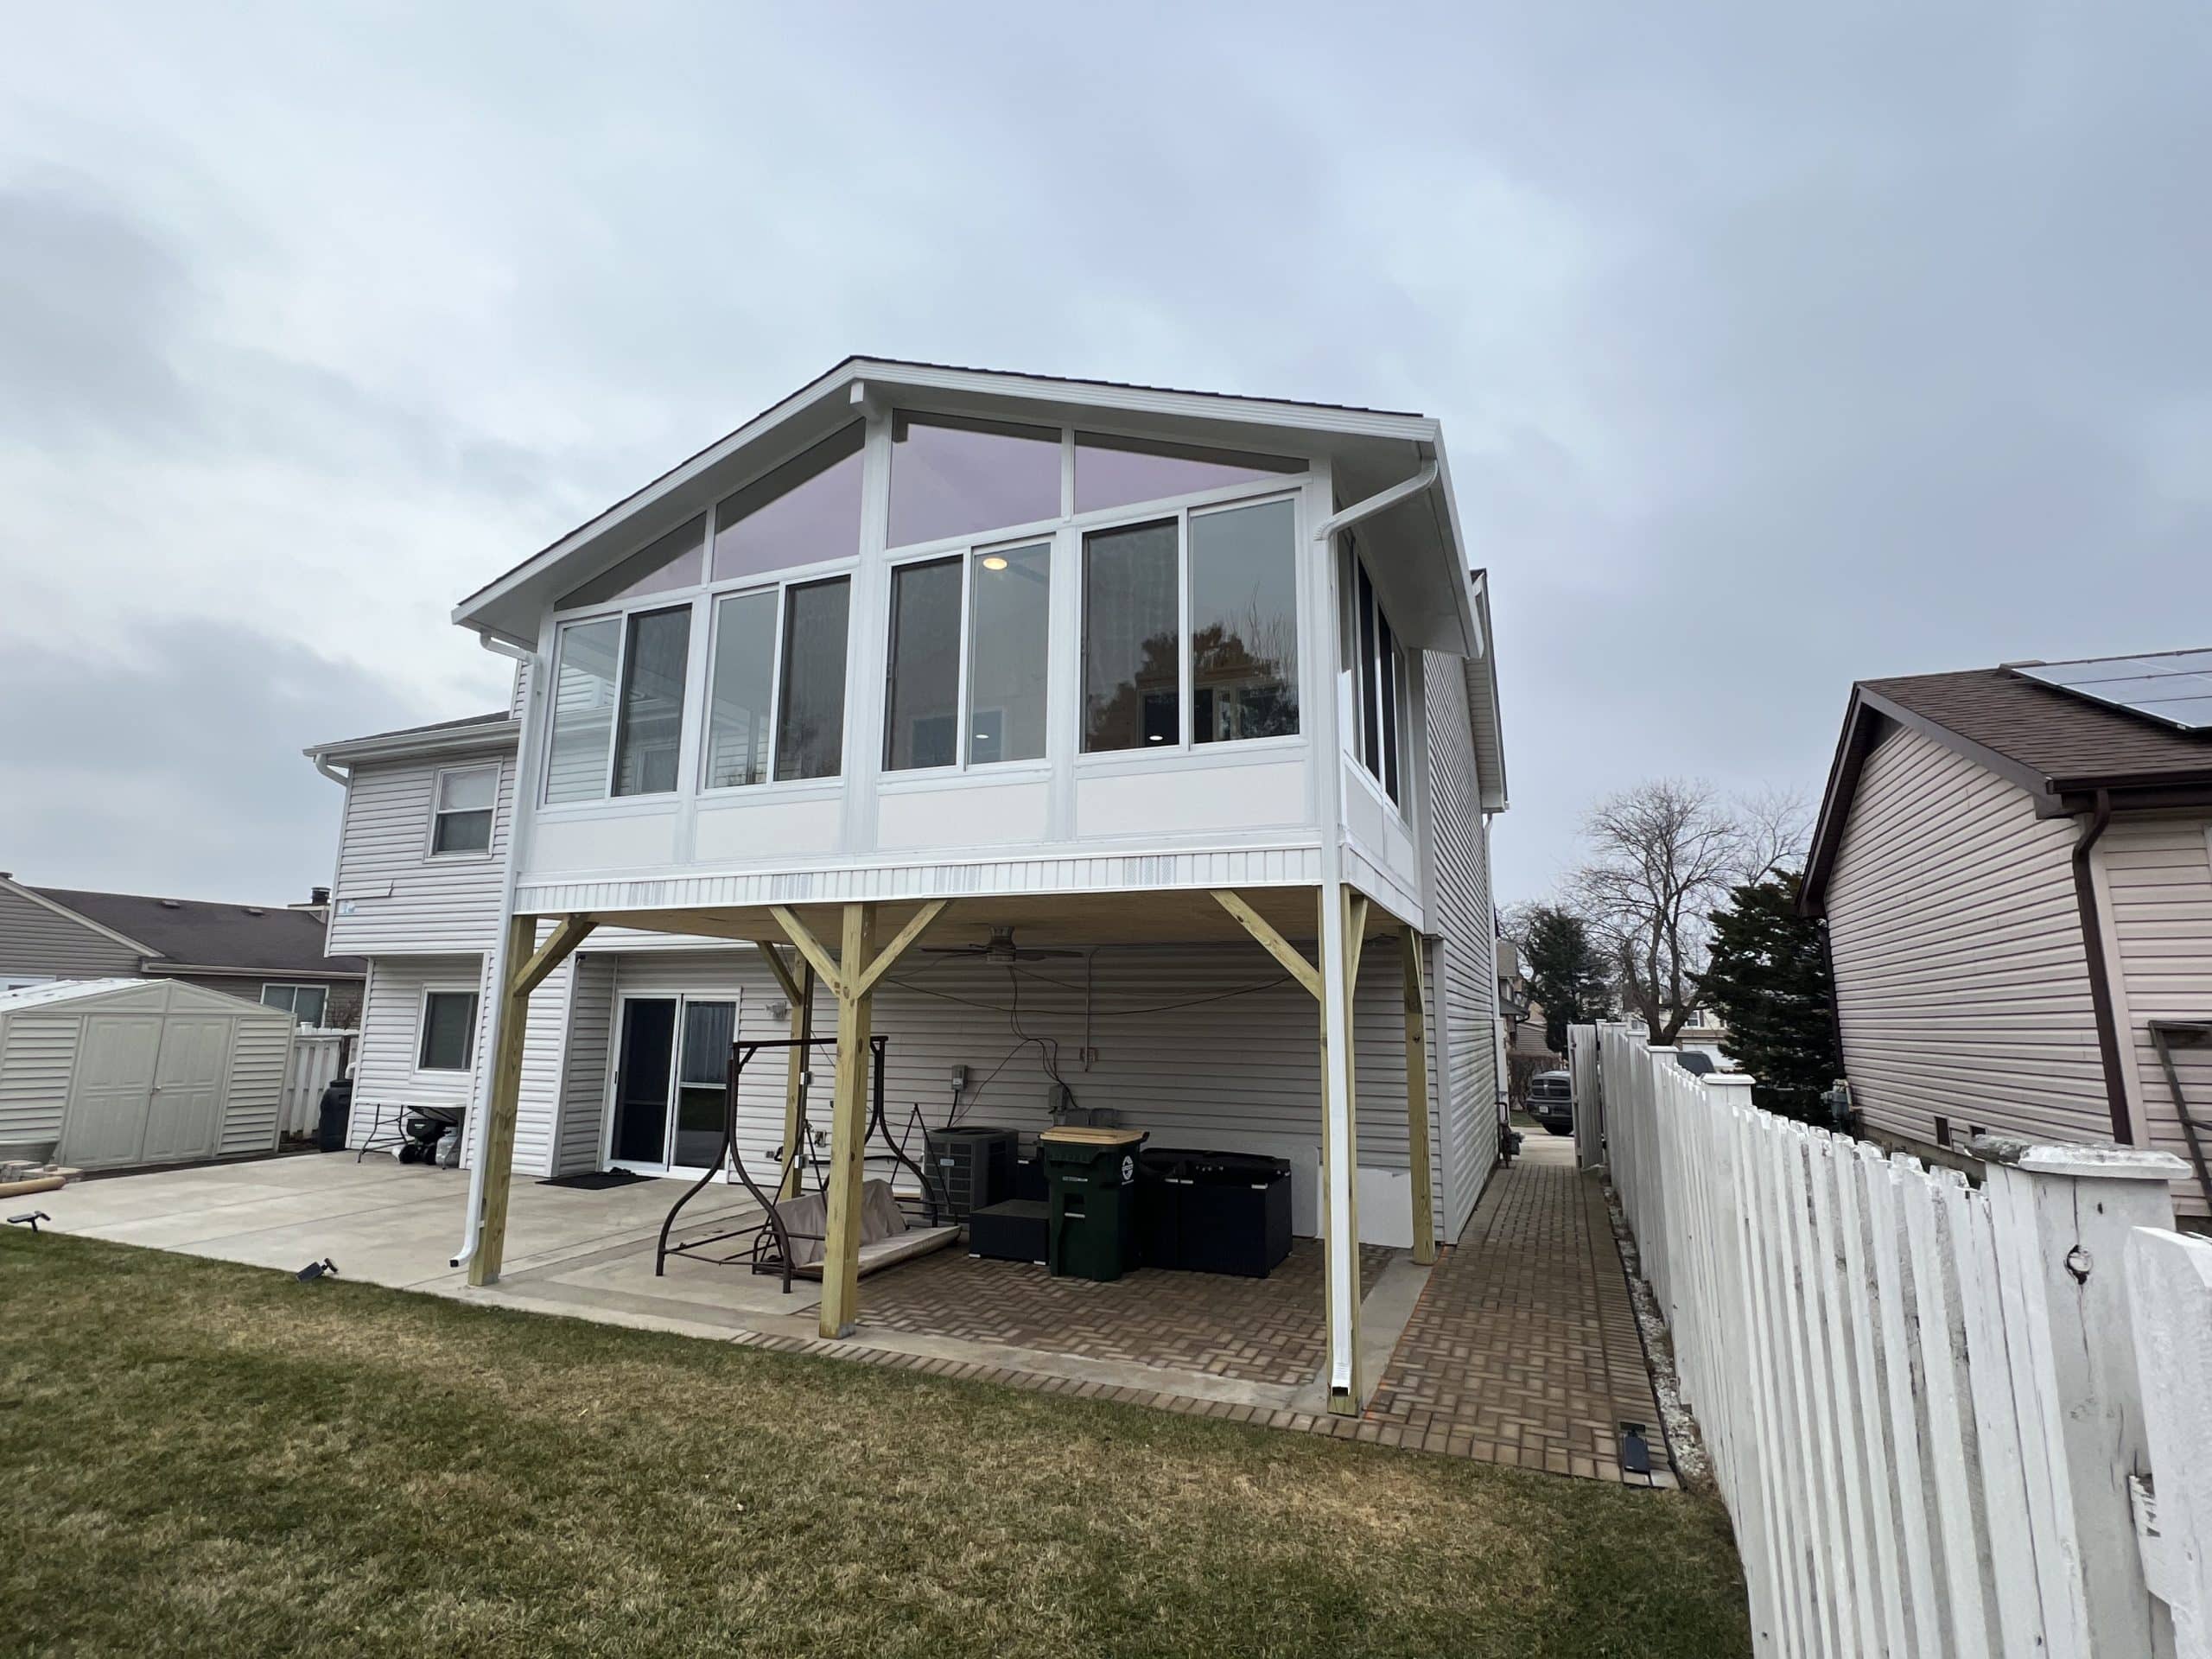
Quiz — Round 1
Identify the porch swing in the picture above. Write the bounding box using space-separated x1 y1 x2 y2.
653 1033 960 1291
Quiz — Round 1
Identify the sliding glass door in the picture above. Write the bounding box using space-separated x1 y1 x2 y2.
608 993 739 1173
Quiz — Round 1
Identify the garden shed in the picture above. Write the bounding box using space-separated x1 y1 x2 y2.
0 978 295 1170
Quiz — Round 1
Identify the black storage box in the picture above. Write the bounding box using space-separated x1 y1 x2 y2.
1012 1155 1048 1204
1183 1152 1294 1278
969 1198 1049 1264
1136 1147 1206 1271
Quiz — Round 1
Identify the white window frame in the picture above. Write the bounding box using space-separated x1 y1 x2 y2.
601 987 744 1177
697 571 856 795
1342 539 1411 816
1076 486 1306 761
414 984 481 1076
425 763 499 860
260 982 330 1025
881 534 1055 777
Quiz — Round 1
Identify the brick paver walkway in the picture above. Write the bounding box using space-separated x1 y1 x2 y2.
862 1239 1396 1386
1366 1134 1673 1484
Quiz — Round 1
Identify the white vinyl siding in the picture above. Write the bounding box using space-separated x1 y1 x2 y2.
350 957 486 1143
1424 648 1497 1238
554 954 616 1174
1825 724 2113 1150
219 1012 293 1156
327 749 516 956
2097 812 2212 1217
0 1012 83 1150
0 886 142 980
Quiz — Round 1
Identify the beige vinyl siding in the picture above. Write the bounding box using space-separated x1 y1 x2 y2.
218 1012 291 1157
2098 813 2212 1216
327 749 515 957
0 887 141 980
1826 724 2112 1149
1425 648 1498 1237
0 1012 82 1148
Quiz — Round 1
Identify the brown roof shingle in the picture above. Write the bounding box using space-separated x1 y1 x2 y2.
1861 666 2212 793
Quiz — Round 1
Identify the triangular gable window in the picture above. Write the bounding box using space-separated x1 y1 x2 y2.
557 514 706 610
712 423 865 583
1075 431 1301 515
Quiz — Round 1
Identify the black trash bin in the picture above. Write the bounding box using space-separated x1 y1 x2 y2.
1183 1152 1293 1278
1039 1127 1147 1281
315 1077 353 1153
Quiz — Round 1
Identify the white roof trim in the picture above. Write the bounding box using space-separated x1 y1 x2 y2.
0 876 157 958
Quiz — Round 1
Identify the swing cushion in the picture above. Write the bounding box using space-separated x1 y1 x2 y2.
774 1179 955 1275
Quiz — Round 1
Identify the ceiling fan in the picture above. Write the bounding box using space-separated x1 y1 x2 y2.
923 925 1082 963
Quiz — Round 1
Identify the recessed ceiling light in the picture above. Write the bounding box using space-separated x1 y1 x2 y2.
1147 734 1166 742
980 554 1008 570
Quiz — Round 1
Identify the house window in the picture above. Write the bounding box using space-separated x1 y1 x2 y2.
702 576 853 788
889 412 1061 548
429 765 497 855
418 990 479 1072
883 542 1051 772
261 983 329 1026
1342 541 1408 805
1075 432 1301 515
1082 496 1299 753
543 606 693 804
1190 497 1298 743
713 424 865 584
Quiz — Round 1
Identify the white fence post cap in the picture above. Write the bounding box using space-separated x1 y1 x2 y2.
1971 1135 2191 1184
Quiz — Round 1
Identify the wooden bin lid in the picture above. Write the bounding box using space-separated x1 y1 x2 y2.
1038 1125 1147 1147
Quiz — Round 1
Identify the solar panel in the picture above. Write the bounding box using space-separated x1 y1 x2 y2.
2011 648 2212 732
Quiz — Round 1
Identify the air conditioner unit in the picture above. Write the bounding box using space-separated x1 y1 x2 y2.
923 1127 1016 1220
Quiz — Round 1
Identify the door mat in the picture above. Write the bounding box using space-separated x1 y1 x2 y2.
539 1169 652 1190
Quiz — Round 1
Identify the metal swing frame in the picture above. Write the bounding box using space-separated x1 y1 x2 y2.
653 1034 947 1290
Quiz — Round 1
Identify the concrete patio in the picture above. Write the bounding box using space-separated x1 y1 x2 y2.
34 1136 1673 1483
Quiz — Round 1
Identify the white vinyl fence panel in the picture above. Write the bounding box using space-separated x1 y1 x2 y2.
1582 1021 2205 1659
283 1027 355 1137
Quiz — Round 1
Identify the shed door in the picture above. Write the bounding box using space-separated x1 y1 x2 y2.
61 1014 163 1167
141 1016 232 1164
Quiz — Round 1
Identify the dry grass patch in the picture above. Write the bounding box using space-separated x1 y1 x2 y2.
1 1228 1749 1657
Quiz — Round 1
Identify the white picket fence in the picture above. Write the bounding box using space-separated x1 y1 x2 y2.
1573 1022 2212 1659
282 1027 355 1136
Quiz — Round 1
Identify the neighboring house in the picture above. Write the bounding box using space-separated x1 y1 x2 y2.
0 874 365 1026
308 356 1510 1416
1802 651 2212 1218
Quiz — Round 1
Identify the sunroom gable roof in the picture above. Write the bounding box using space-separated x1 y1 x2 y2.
452 356 1476 656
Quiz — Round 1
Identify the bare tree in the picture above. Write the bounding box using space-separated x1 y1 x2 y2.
1567 779 1746 1046
1732 784 1814 884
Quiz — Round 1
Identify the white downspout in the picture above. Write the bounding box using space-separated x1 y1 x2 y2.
449 629 546 1271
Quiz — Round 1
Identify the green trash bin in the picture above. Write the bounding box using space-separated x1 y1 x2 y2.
1039 1127 1147 1282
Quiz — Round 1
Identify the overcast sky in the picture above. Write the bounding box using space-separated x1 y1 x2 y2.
2 3 2205 907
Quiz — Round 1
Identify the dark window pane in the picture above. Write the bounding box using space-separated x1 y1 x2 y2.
672 999 736 1167
613 998 675 1163
612 606 692 798
1355 562 1381 777
703 590 777 789
1378 611 1402 803
545 618 620 803
433 810 493 854
1076 431 1302 514
885 556 963 771
1190 498 1298 743
712 424 865 582
1083 519 1179 753
557 514 705 609
889 412 1059 547
775 577 850 780
419 991 479 1071
968 542 1050 764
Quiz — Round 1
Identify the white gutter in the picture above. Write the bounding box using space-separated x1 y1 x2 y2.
449 636 550 1273
1310 456 1438 548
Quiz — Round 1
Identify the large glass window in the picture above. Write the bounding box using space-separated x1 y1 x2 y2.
556 514 704 610
967 542 1050 764
884 556 963 770
418 990 479 1072
774 577 851 781
544 618 620 804
1082 519 1180 752
1342 543 1409 807
429 765 497 855
702 591 777 789
1076 432 1302 515
713 424 865 583
612 607 691 797
889 413 1060 548
1190 498 1298 742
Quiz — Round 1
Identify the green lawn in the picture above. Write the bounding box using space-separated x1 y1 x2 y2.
0 1229 1749 1657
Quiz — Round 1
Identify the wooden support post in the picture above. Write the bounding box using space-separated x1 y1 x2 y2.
818 904 875 1338
1402 930 1437 1266
469 912 596 1288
